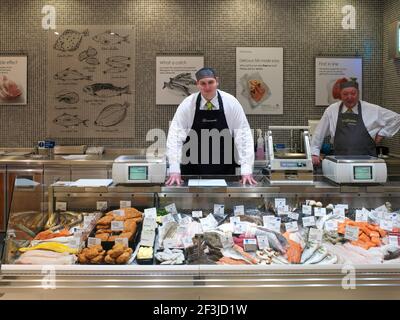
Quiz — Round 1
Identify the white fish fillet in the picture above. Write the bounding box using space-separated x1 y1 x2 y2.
16 252 76 265
18 250 70 258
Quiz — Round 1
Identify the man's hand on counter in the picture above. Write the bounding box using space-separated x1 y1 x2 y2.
165 173 184 186
240 174 258 186
312 155 321 166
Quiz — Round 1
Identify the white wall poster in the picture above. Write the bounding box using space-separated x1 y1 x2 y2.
47 25 135 138
156 56 203 105
0 56 27 105
236 47 283 114
315 57 362 106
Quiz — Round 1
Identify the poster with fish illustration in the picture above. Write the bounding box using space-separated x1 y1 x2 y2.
156 56 203 105
236 47 283 115
0 56 27 105
315 57 362 106
47 25 135 138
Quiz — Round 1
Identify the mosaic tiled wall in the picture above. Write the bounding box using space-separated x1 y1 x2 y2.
0 0 393 150
383 0 400 153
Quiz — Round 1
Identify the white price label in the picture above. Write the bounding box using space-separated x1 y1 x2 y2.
308 228 323 243
111 221 124 231
345 226 359 241
55 202 67 211
200 214 218 232
120 200 131 209
162 213 175 224
264 216 281 233
257 236 270 250
182 236 194 248
333 207 346 221
234 205 245 216
165 203 178 214
380 219 393 232
214 204 225 216
275 198 286 208
285 222 299 233
325 220 338 232
302 205 312 215
192 210 203 218
243 238 257 251
88 237 101 247
180 216 192 225
96 201 108 211
288 212 299 221
384 212 398 222
143 217 157 230
335 204 349 210
375 205 388 213
144 208 157 218
302 216 316 227
115 238 129 247
277 205 289 216
83 216 94 227
74 230 83 239
68 238 80 249
141 230 156 247
113 209 125 217
221 233 234 249
314 208 327 217
355 210 369 222
230 216 241 225
388 235 400 247
233 222 248 234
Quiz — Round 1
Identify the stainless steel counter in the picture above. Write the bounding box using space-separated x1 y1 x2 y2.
0 154 117 166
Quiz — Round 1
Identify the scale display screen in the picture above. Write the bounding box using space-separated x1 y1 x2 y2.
128 166 148 180
353 166 372 180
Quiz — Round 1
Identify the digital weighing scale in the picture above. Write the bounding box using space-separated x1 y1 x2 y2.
322 155 387 184
112 155 167 184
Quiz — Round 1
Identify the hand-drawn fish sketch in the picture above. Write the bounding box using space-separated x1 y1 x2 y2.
53 113 89 128
94 102 129 127
54 68 93 81
83 83 131 98
55 90 79 104
93 30 129 45
54 29 89 52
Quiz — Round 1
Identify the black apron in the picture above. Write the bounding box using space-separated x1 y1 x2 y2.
180 92 237 175
333 101 377 157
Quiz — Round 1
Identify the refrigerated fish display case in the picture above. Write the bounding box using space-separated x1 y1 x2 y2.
1 176 400 299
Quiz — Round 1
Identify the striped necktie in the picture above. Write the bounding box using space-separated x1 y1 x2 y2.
206 101 214 110
345 108 354 114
